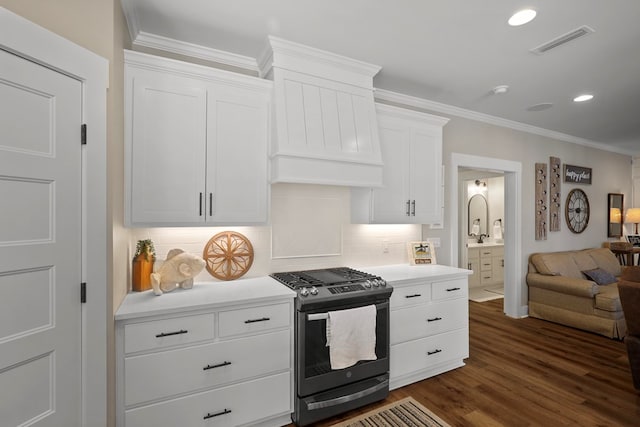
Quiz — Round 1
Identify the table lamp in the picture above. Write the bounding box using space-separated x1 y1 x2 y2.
610 208 622 224
626 208 640 234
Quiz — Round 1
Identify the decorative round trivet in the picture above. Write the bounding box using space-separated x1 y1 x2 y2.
203 231 254 281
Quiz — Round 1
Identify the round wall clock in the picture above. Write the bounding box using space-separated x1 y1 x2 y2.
203 231 254 280
565 189 590 233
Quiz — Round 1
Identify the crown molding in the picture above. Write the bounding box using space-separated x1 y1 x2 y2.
375 89 635 156
124 50 271 91
132 31 259 73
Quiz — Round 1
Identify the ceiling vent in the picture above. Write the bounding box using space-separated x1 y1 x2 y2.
530 25 595 54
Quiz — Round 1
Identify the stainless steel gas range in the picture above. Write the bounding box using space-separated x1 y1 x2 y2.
270 267 393 426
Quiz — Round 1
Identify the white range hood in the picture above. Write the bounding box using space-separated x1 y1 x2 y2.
259 36 383 187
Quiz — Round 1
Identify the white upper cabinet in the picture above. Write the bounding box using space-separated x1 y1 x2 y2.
260 36 384 187
352 104 449 224
125 51 272 226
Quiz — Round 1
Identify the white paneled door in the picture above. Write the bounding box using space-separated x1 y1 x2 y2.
0 48 82 426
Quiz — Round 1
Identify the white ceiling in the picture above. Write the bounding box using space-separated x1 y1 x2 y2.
121 0 640 155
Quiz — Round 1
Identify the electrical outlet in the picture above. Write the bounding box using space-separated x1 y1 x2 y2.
382 239 389 253
427 237 441 248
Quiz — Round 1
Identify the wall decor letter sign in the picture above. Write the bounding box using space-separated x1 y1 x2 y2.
563 164 592 184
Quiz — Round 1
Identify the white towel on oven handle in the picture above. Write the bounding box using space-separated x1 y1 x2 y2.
326 304 377 370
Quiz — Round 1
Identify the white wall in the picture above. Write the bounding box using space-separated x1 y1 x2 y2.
128 184 422 287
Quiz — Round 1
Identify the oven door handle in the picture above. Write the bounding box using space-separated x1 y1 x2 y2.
305 377 389 410
307 302 388 321
307 313 329 321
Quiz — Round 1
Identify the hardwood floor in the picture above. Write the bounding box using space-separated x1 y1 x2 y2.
290 299 640 426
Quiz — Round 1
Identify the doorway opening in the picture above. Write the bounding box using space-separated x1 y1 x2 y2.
449 153 524 318
461 172 506 303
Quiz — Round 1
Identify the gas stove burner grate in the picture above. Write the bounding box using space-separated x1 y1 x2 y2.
270 267 379 290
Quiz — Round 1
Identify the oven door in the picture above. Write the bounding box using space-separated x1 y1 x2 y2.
296 299 390 398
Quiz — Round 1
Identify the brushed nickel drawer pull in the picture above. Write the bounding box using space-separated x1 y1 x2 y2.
203 409 231 420
155 329 188 338
244 317 270 324
203 361 231 371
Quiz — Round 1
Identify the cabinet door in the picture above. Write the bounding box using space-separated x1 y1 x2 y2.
351 104 447 224
410 125 443 223
128 70 207 225
492 255 505 284
205 85 269 223
468 256 480 288
369 122 411 223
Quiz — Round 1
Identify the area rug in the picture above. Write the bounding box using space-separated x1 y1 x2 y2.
331 397 451 427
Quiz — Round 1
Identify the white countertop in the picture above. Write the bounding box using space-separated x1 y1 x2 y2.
116 264 471 320
359 264 471 285
115 276 296 321
467 242 504 248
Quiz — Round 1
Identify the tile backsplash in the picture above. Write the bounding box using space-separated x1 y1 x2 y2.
128 184 422 288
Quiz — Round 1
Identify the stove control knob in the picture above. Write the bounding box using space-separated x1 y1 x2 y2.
372 279 379 287
364 280 372 288
310 286 318 295
379 279 387 287
300 287 309 297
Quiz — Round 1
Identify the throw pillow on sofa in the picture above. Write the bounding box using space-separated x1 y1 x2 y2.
582 268 617 286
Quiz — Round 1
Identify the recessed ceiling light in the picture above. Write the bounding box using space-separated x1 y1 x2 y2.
573 94 594 102
492 85 509 95
527 103 554 112
508 9 537 26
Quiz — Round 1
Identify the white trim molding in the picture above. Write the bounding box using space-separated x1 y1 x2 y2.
449 153 526 319
133 31 260 73
376 89 635 156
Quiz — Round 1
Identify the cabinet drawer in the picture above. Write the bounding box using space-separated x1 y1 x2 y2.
124 329 290 406
480 248 493 257
390 283 431 308
480 272 494 284
390 299 467 345
124 313 215 354
218 303 290 338
125 371 291 427
432 279 467 301
390 328 468 380
480 259 492 271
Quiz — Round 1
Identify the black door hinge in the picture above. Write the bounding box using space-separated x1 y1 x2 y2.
81 124 87 145
81 282 87 303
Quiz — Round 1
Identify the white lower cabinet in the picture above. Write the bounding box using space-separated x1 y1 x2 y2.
467 244 504 290
388 275 469 390
115 279 295 427
125 373 291 427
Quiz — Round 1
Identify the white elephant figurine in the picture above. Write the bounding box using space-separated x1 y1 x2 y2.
151 248 206 296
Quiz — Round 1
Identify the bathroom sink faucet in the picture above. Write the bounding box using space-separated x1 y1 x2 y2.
477 234 488 244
